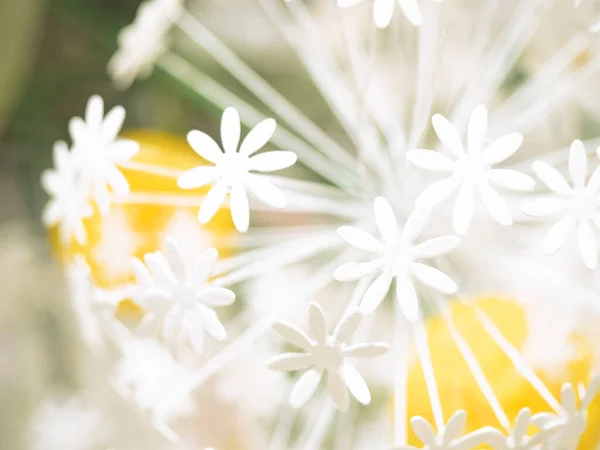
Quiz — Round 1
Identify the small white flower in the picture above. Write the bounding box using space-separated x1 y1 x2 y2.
108 0 183 89
522 140 600 269
407 105 535 235
392 410 492 450
337 0 433 28
334 197 459 321
532 376 600 449
29 396 108 450
131 236 235 355
69 95 139 215
267 302 389 411
40 141 93 244
177 107 297 232
486 408 561 450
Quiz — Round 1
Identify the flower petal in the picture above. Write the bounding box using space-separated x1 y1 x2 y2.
332 310 362 343
482 132 523 165
512 408 531 441
246 175 287 208
187 130 223 164
190 247 219 289
411 416 436 445
342 342 389 358
413 236 460 259
416 177 460 210
569 139 587 189
239 118 277 157
532 161 571 195
144 252 177 289
587 166 600 193
105 166 130 195
398 0 422 25
198 182 228 224
373 0 395 28
453 184 474 235
337 226 383 253
221 107 241 154
578 220 597 269
467 105 488 156
400 207 430 243
199 307 227 341
163 308 182 339
272 321 314 350
248 151 297 172
374 196 398 244
406 150 456 172
432 114 464 158
396 275 419 322
42 201 61 226
177 166 219 189
85 95 104 128
412 263 457 294
109 140 139 162
543 216 576 255
289 368 322 408
267 353 314 372
521 198 566 217
478 183 512 226
163 236 186 282
333 260 382 281
360 271 393 314
230 184 250 232
40 170 62 195
102 105 126 140
328 369 350 411
69 117 87 144
198 287 236 306
308 302 328 344
487 169 535 192
561 383 577 413
340 363 371 405
445 411 467 442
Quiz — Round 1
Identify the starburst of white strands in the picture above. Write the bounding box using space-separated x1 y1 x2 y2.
38 0 600 448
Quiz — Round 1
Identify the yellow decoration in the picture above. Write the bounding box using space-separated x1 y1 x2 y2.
400 297 600 449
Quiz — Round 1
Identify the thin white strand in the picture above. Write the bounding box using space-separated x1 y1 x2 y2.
413 319 445 432
299 401 337 450
157 52 358 191
393 303 409 446
474 307 562 412
507 137 600 172
267 407 297 450
175 12 358 173
119 160 185 178
216 225 337 249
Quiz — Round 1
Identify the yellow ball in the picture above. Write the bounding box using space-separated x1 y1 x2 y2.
400 297 600 449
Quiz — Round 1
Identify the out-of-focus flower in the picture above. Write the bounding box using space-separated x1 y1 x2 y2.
337 0 435 28
485 408 561 449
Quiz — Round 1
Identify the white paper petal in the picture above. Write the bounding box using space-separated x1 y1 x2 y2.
411 416 437 445
569 139 587 189
187 130 224 164
289 369 322 408
102 105 126 140
342 342 389 358
328 369 349 411
532 160 572 195
432 114 464 158
341 363 371 405
199 307 227 341
246 175 287 208
360 271 393 314
482 132 523 165
40 171 61 195
337 226 383 253
453 184 474 235
190 248 219 289
406 149 456 172
478 183 513 226
272 321 314 350
543 216 576 255
373 0 395 28
248 151 297 172
578 220 597 269
512 408 531 441
467 105 487 156
163 308 182 339
198 287 236 306
230 184 250 232
521 198 566 217
398 0 422 25
333 260 382 281
308 302 328 344
395 274 419 322
587 166 600 193
412 263 457 294
85 95 104 128
416 177 460 209
177 166 219 189
445 411 467 441
374 196 398 244
267 353 314 372
413 236 460 258
109 140 139 162
487 169 535 192
221 107 241 154
239 118 277 157
198 182 228 224
561 384 577 413
105 166 130 195
332 310 362 343
42 201 61 226
69 117 87 143
400 207 429 243
163 237 186 281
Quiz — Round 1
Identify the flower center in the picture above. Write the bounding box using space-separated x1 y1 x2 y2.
383 242 414 275
455 155 488 184
569 189 597 220
312 340 343 370
218 153 250 187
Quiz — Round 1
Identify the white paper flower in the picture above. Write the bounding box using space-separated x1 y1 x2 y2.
532 377 600 449
334 197 459 321
522 140 600 269
41 141 93 244
267 302 389 411
177 107 297 232
392 410 492 450
29 396 108 450
485 408 561 450
69 95 139 215
131 236 235 354
108 0 183 89
337 0 433 28
407 105 535 235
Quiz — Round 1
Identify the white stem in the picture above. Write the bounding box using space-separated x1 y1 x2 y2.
507 137 600 172
299 400 337 450
119 160 184 178
474 307 562 413
393 302 409 446
413 319 445 432
267 407 297 450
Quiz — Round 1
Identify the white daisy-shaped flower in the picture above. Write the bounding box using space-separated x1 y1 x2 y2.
391 410 493 450
177 107 297 232
267 302 389 411
407 105 535 235
107 0 183 89
131 236 235 355
532 376 600 449
337 0 435 28
486 408 562 450
522 140 600 269
41 141 93 244
334 196 459 321
69 95 139 215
